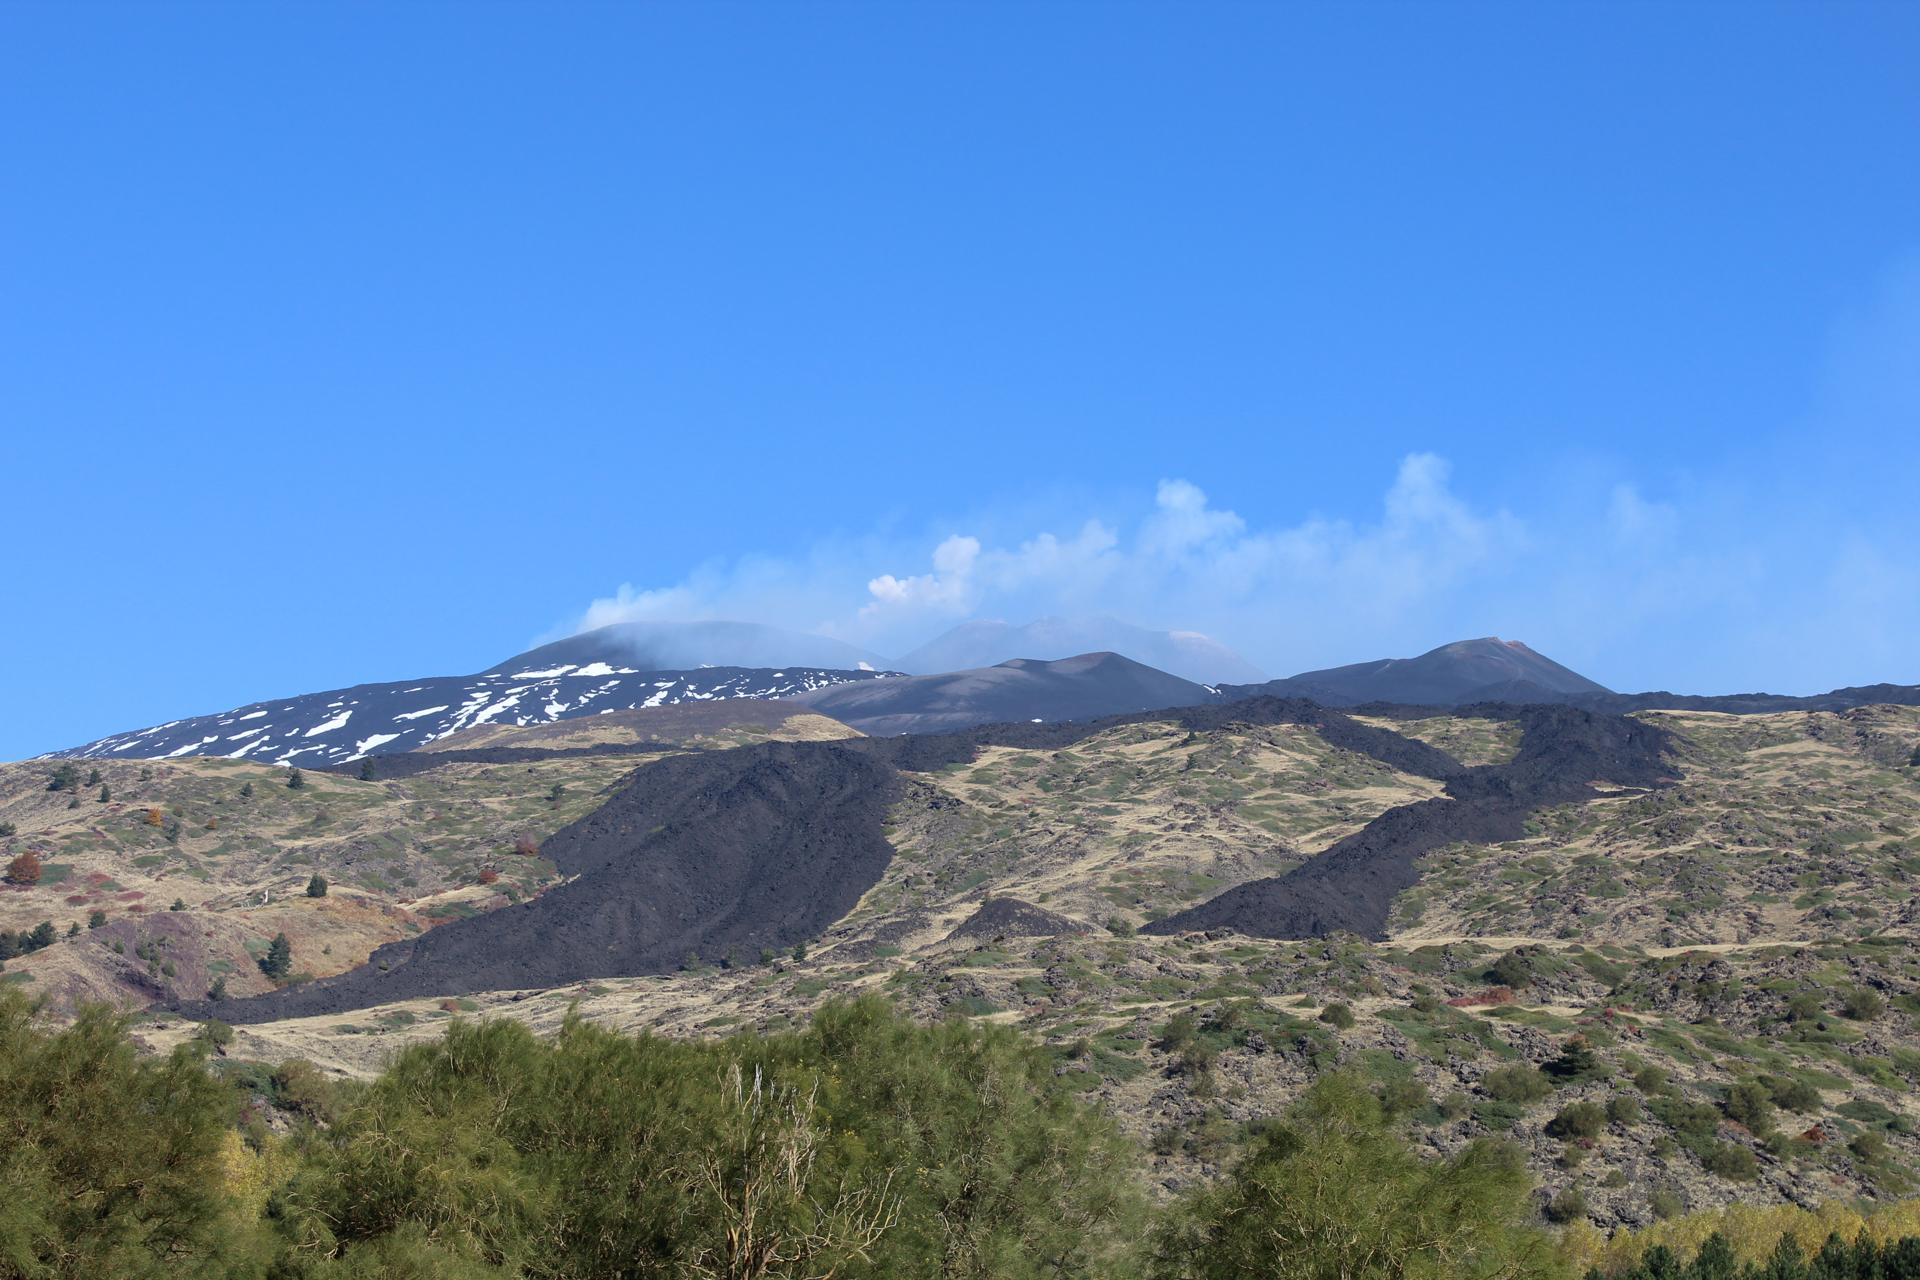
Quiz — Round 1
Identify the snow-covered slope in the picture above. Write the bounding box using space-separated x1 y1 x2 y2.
51 664 892 766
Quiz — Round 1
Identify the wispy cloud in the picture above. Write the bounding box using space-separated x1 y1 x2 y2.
570 452 1529 666
563 259 1920 693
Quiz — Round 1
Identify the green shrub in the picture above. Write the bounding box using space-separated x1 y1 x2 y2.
1850 1129 1888 1162
1482 1064 1553 1104
1318 1002 1355 1030
1765 1075 1823 1112
1546 1101 1606 1141
1544 1189 1588 1224
1702 1142 1759 1181
1633 1063 1670 1095
1785 990 1825 1022
1606 1095 1642 1127
1723 1080 1776 1134
1841 986 1885 1021
1487 949 1536 989
1150 1073 1549 1279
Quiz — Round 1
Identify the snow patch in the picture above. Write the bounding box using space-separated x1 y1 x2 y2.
303 710 353 737
351 732 402 757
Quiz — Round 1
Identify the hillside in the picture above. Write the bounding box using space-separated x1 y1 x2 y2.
0 704 859 1010
791 652 1218 735
52 664 885 766
12 694 1920 1230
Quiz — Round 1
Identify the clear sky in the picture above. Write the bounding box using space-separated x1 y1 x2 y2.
2 1 1917 758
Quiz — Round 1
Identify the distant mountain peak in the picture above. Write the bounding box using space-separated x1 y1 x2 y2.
1235 637 1610 708
792 650 1214 735
496 620 890 676
898 617 1264 685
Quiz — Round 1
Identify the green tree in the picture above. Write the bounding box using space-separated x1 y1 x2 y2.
286 768 306 791
273 998 1144 1279
87 909 107 929
98 782 111 802
1542 1037 1603 1083
46 762 82 792
28 921 57 950
307 873 329 898
239 781 254 799
260 932 293 981
0 989 267 1276
1150 1073 1558 1280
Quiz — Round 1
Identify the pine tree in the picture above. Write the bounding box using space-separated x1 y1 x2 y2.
1544 1036 1602 1081
208 976 227 1001
28 921 57 950
286 768 306 791
87 909 106 929
240 780 254 799
306 874 328 898
358 757 376 781
260 933 293 981
97 782 111 802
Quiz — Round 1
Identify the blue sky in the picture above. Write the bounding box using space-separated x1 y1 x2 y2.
2 1 1917 758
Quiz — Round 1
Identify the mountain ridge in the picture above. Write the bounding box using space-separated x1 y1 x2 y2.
898 617 1264 685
